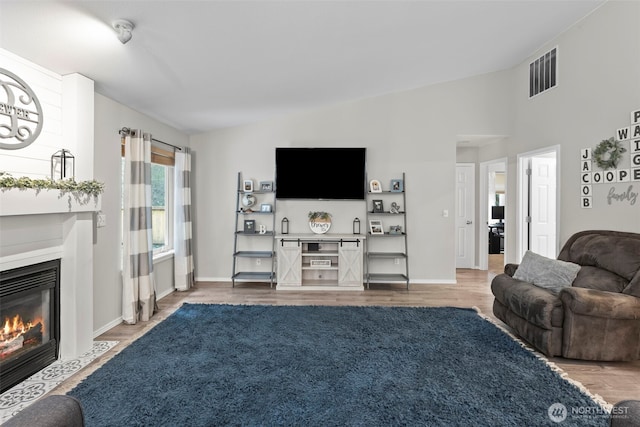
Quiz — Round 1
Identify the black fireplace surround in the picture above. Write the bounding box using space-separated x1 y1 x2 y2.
0 259 60 393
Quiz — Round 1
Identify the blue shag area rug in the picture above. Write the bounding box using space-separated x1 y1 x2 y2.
68 304 609 426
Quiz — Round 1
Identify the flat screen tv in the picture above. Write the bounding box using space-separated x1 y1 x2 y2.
491 206 505 222
275 147 366 200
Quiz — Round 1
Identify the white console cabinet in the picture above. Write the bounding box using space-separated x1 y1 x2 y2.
276 234 365 291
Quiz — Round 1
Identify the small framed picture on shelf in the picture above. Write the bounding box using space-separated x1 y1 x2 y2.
389 225 403 234
391 179 403 192
260 203 272 213
243 179 254 192
369 179 382 193
243 219 256 234
372 199 384 213
259 181 273 192
369 219 384 235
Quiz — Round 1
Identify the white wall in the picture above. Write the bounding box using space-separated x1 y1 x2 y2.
454 1 640 265
92 94 189 335
88 0 638 326
191 70 512 283
192 1 639 280
504 0 640 261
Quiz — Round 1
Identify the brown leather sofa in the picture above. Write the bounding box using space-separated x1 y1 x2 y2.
491 230 640 361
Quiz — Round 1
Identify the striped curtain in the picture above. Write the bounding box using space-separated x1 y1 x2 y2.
122 129 156 324
174 147 195 290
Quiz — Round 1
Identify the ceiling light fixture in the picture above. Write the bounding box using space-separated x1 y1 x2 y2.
112 19 134 44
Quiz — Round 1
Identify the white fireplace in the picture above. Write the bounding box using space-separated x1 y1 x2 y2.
0 48 98 365
0 189 100 360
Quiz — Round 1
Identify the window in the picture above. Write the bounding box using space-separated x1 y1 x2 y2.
122 139 175 257
151 163 173 253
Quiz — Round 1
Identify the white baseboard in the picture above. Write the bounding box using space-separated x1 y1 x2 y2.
408 279 458 285
195 276 231 283
92 287 177 338
195 277 458 285
93 317 122 338
157 287 175 300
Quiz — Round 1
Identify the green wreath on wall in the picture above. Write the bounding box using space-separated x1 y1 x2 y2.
593 137 626 170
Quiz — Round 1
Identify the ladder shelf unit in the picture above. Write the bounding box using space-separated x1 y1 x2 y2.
365 172 409 289
231 172 276 287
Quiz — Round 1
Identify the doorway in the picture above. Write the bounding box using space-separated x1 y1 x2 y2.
479 158 507 271
517 146 560 260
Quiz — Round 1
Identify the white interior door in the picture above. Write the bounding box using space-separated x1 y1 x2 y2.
530 156 557 257
455 163 475 268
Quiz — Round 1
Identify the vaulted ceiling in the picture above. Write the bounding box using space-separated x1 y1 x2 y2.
0 1 604 134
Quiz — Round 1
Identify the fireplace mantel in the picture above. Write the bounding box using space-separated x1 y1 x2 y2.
0 189 97 360
0 189 101 216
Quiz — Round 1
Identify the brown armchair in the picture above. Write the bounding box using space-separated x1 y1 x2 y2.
491 230 640 361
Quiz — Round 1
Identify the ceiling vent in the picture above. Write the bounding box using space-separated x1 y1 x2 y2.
529 47 557 98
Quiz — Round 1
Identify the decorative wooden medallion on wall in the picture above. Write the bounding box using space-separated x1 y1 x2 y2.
0 68 43 150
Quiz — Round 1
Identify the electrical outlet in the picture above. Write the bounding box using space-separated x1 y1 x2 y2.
394 258 400 265
256 258 261 266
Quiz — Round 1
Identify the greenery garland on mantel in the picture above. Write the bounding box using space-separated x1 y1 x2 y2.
593 137 627 170
0 172 105 197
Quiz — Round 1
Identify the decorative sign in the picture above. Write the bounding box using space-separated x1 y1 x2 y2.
310 259 331 268
580 109 640 208
0 68 43 150
607 185 637 206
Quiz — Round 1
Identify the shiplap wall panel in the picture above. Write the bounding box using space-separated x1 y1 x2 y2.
0 48 67 179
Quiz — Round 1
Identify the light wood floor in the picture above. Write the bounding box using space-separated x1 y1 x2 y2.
52 254 639 404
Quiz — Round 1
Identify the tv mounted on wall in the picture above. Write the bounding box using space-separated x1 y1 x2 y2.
275 147 366 200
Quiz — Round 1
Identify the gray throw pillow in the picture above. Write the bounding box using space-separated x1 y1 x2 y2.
513 250 581 291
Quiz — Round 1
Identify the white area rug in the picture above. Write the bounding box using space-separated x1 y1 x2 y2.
0 340 118 424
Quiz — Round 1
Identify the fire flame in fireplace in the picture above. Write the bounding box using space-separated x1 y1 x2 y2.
1 315 44 357
2 315 35 339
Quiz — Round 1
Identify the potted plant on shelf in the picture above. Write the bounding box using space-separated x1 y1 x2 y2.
308 211 332 234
